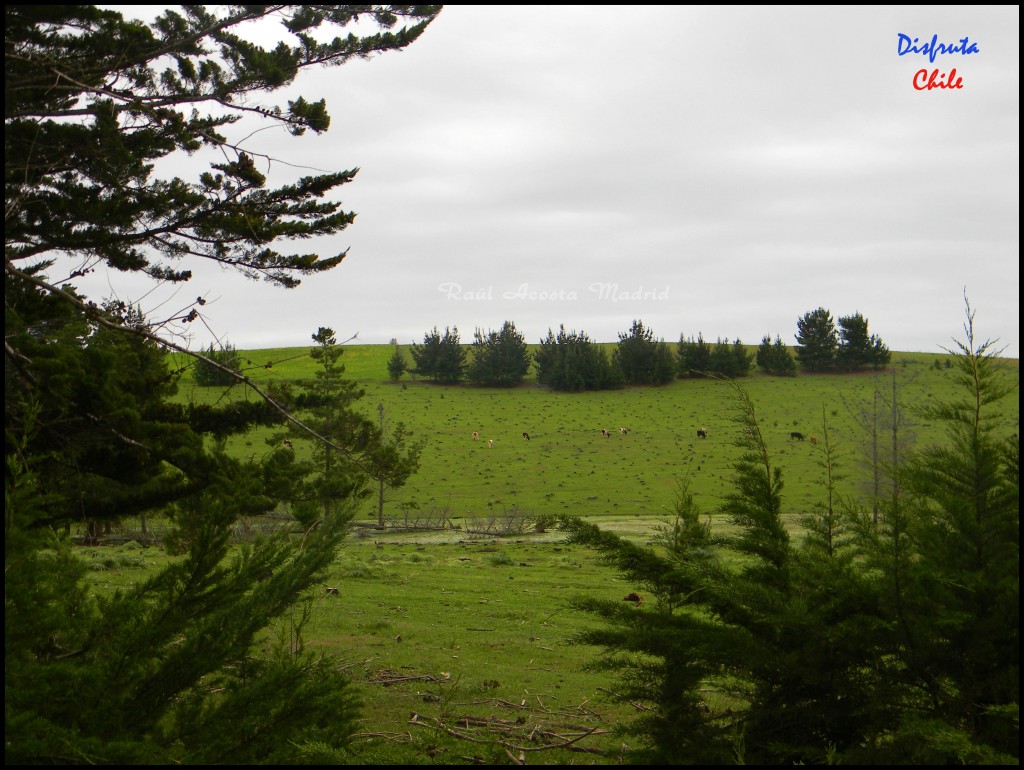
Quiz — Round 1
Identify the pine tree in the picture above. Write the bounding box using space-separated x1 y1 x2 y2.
709 382 875 764
386 345 408 381
281 328 375 525
467 321 532 387
5 281 201 533
756 334 797 376
5 303 361 763
270 331 425 529
410 327 443 381
677 333 713 377
784 407 889 762
795 307 838 372
410 326 467 384
6 5 439 290
366 405 427 529
559 383 866 763
534 325 622 391
730 338 754 377
193 343 243 386
558 304 1018 764
437 327 468 384
5 5 440 761
709 337 733 377
708 337 752 377
858 301 1018 762
613 319 675 386
558 486 732 764
561 376 976 763
836 312 891 372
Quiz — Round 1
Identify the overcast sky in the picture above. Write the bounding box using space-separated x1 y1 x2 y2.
85 5 1019 358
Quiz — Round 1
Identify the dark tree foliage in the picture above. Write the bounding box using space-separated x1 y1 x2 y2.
795 307 839 372
467 320 532 387
272 327 376 526
366 405 427 528
732 338 754 377
410 325 467 384
5 281 208 532
409 327 441 380
534 325 623 392
192 342 243 386
6 4 438 289
270 329 424 529
846 302 1018 763
756 334 797 376
386 345 408 381
435 327 467 384
708 337 753 378
558 307 1018 764
613 319 676 386
560 382 875 764
836 312 891 371
677 333 712 377
5 296 362 763
556 489 731 765
5 5 440 763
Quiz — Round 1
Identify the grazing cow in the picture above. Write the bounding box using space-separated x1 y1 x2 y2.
623 592 644 605
619 427 629 435
522 432 530 441
697 427 707 439
487 439 494 448
601 429 610 438
790 431 804 441
809 436 818 445
282 439 293 449
472 431 479 441
325 587 339 595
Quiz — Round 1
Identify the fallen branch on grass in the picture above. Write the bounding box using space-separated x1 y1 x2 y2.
369 669 451 686
348 730 414 743
597 686 653 711
407 712 609 755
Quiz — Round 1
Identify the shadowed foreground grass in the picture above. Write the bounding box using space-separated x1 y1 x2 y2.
83 529 662 764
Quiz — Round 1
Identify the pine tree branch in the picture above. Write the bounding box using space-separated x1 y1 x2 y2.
6 259 373 475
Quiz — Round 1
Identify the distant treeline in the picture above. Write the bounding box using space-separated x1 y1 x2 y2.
390 308 891 390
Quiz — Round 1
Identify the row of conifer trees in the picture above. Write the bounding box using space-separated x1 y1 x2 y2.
390 309 890 390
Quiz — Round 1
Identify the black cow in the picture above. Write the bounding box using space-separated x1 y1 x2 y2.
522 432 530 441
697 428 707 439
790 431 804 440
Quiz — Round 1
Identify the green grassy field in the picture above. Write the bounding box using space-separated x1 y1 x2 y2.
172 344 1019 533
106 344 1017 764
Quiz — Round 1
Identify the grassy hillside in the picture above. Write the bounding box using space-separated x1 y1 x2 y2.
171 345 1019 534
